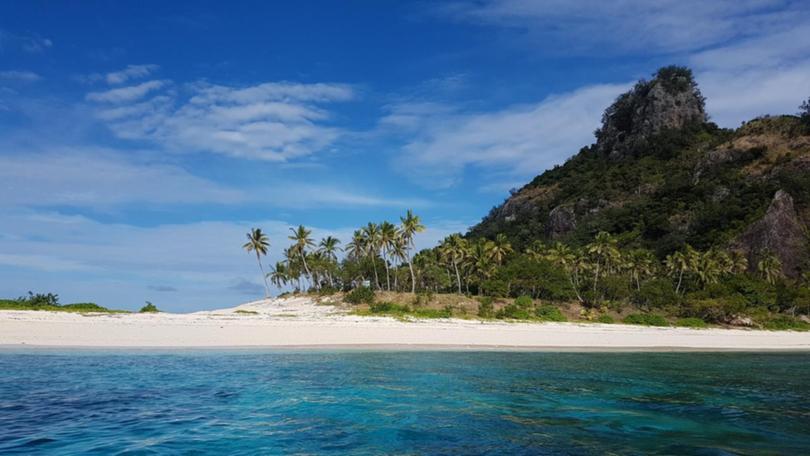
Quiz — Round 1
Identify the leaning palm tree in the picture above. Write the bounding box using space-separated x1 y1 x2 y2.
289 225 317 290
268 261 290 289
242 228 271 298
442 234 467 294
586 231 619 294
399 210 425 293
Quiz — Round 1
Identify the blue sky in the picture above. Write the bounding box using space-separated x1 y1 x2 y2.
2 1 809 311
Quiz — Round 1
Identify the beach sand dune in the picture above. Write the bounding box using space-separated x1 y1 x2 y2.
1 297 809 350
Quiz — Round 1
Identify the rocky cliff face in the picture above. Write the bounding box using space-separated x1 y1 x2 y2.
734 190 808 278
596 66 706 158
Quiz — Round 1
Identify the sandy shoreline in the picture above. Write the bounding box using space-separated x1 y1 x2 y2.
1 297 809 351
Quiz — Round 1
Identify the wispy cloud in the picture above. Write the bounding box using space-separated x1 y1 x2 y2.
86 80 167 103
0 70 41 82
87 80 354 161
438 0 806 55
105 64 159 84
0 30 52 53
390 83 628 188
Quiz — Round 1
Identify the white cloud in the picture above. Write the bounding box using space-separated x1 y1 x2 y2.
0 70 41 82
691 21 810 126
392 83 628 188
89 80 354 161
439 0 806 55
86 80 167 103
105 64 159 84
0 147 425 209
0 150 244 207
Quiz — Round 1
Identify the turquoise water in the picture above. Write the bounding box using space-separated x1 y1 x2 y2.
1 351 809 454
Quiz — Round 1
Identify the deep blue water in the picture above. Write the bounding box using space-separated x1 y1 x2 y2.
1 350 809 455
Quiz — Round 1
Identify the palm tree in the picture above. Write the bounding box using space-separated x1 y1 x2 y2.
524 240 546 261
586 231 618 295
665 250 690 295
242 228 271 298
489 233 513 265
625 249 656 291
388 235 408 291
442 234 467 294
289 225 316 290
318 236 342 287
399 210 425 293
545 242 584 302
729 250 749 275
362 222 382 289
758 252 782 285
379 221 398 291
268 262 289 289
470 239 495 295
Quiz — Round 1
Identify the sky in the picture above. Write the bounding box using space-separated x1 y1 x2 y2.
2 0 809 311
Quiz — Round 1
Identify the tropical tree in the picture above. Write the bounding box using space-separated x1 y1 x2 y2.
586 231 619 295
758 252 783 285
362 222 382 289
441 234 467 294
545 242 584 302
490 233 513 265
624 249 657 291
665 250 691 295
289 225 316 290
318 236 342 287
379 221 398 291
268 261 289 289
399 210 425 293
242 228 271 298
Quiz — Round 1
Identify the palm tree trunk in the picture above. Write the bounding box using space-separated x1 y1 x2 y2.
382 249 391 291
676 269 684 295
370 254 380 290
407 258 416 293
300 252 316 291
256 253 269 298
452 260 461 294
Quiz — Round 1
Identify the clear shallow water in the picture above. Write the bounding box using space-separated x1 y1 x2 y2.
1 350 809 455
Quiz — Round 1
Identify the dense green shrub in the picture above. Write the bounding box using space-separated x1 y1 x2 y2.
139 302 160 313
535 305 567 322
514 295 533 309
623 313 668 326
760 316 810 331
61 303 110 312
633 278 678 310
477 297 494 318
682 296 747 323
676 317 708 328
344 286 375 305
596 315 615 324
496 303 533 320
369 301 409 314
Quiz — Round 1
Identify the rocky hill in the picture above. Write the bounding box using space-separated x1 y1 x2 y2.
469 66 810 278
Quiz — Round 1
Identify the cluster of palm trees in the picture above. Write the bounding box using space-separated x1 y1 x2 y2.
242 210 425 297
245 219 784 301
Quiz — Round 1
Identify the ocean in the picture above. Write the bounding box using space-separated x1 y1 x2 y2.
1 350 808 454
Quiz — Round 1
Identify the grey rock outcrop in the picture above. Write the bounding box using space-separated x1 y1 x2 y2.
546 205 576 239
734 190 808 278
597 67 706 158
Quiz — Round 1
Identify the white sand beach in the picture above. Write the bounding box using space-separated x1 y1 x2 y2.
1 296 808 350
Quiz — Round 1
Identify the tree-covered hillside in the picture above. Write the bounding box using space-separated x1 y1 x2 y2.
470 66 810 278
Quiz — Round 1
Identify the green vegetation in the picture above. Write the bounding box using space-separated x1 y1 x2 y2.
139 301 160 313
536 305 567 322
676 317 708 328
623 314 669 326
234 310 259 315
0 292 121 313
760 316 810 331
596 315 615 324
344 286 375 305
